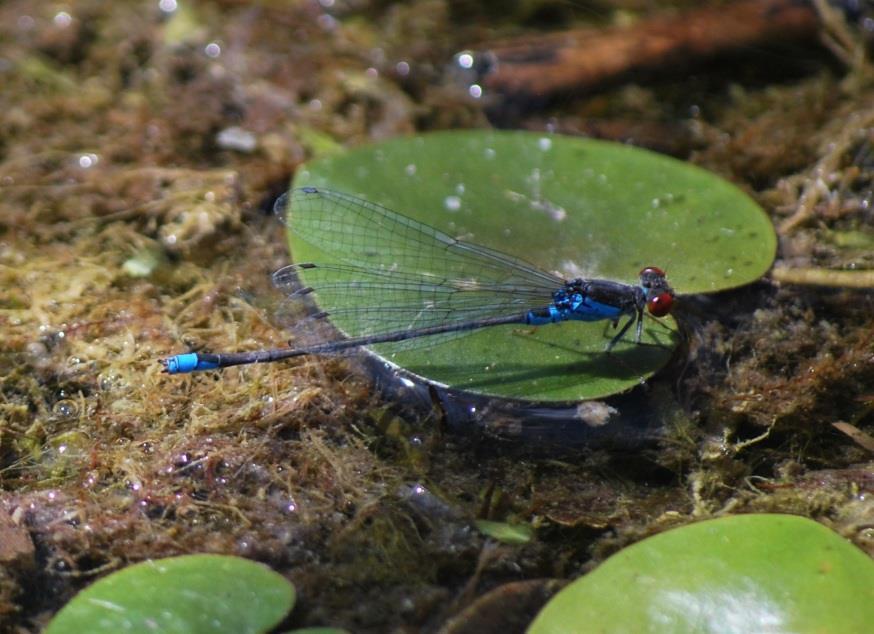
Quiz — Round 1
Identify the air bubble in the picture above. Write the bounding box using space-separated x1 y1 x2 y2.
78 153 99 169
53 11 72 27
53 399 78 418
457 51 474 69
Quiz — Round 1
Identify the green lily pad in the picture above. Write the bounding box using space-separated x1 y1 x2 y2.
45 554 295 634
288 130 774 401
528 514 874 634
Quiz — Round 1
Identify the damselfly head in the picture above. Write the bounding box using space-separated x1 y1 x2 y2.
639 266 674 317
639 266 665 280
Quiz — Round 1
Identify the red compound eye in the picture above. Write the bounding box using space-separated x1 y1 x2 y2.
640 266 666 278
647 291 674 317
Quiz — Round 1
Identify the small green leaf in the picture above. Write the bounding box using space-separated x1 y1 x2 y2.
528 514 874 634
290 130 774 401
45 554 295 634
475 519 534 545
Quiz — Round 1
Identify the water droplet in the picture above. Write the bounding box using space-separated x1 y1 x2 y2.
538 137 552 151
78 153 98 169
53 399 78 418
396 61 410 76
26 341 48 361
98 372 126 391
204 42 221 58
404 163 416 176
444 195 461 212
455 183 465 195
457 51 474 69
53 11 72 27
468 84 482 99
158 0 177 13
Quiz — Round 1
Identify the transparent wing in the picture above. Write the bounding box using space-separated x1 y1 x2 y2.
270 188 566 351
275 188 565 289
272 262 553 350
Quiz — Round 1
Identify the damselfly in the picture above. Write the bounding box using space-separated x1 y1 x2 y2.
162 186 674 374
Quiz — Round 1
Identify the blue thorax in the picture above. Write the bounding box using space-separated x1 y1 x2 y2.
526 283 627 326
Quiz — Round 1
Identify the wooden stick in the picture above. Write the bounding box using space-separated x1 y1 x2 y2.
771 266 874 288
479 0 821 99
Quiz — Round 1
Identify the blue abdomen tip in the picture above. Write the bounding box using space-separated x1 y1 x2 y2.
163 353 203 374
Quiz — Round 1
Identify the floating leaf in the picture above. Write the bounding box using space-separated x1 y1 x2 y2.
289 130 774 401
45 554 295 634
528 514 874 634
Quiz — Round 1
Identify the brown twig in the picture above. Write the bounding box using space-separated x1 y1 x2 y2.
771 266 874 287
479 0 821 100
